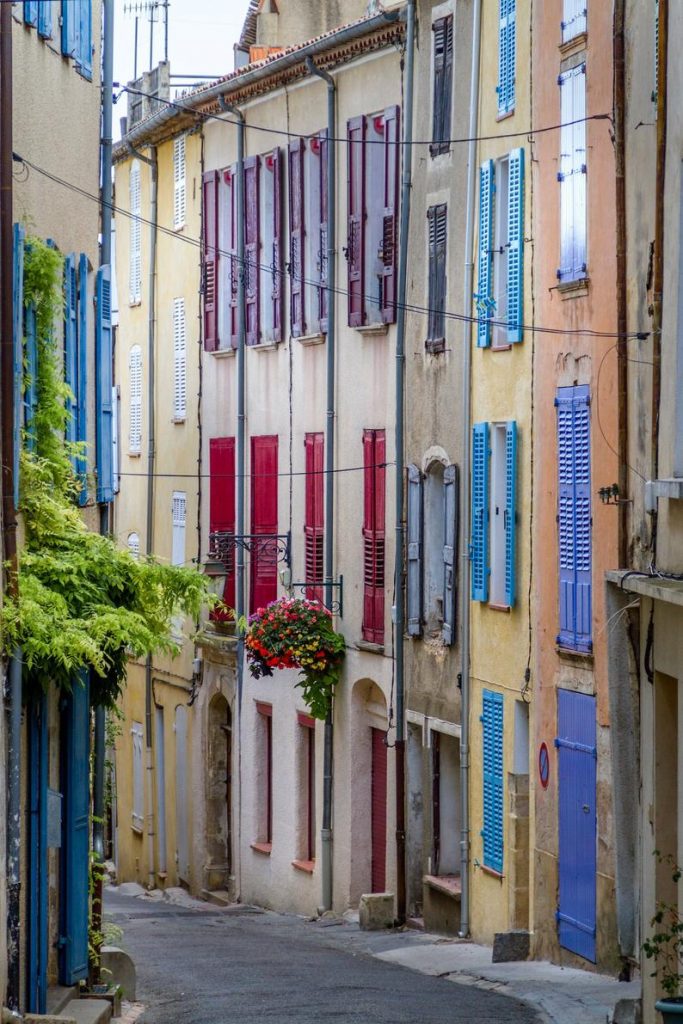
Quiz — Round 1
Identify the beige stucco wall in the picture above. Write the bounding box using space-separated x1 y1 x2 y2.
255 0 369 50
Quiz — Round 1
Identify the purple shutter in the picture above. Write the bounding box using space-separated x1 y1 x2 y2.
227 166 239 349
381 105 400 324
202 170 219 351
288 139 305 337
347 115 366 327
573 390 592 649
318 130 329 332
556 385 592 652
270 148 282 343
245 155 260 346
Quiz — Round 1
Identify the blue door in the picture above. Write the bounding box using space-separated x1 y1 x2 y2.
556 689 597 962
28 694 48 1014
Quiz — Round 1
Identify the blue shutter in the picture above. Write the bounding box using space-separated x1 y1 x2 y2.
25 304 38 452
481 689 504 874
442 463 459 645
504 421 517 607
61 0 76 56
507 148 524 343
24 1 38 27
64 254 78 460
476 161 494 348
497 0 516 115
38 1 52 38
95 265 114 503
573 391 592 649
406 465 423 637
471 422 490 602
77 254 89 504
27 695 48 1014
556 386 592 652
76 0 92 80
13 224 25 509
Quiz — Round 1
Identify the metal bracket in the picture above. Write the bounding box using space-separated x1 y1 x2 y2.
209 531 292 570
289 575 344 617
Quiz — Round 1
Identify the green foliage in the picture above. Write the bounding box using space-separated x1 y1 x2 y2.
643 852 683 997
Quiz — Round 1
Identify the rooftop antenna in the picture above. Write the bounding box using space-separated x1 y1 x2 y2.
124 1 170 73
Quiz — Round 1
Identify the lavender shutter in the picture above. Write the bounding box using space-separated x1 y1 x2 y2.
442 463 459 645
318 130 329 332
381 105 400 324
573 390 592 648
556 385 592 652
244 156 260 345
288 139 305 337
202 170 219 351
228 166 239 348
347 115 366 327
406 465 423 637
271 148 282 343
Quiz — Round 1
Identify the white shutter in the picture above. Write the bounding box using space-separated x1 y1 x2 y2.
127 532 140 559
172 491 186 566
173 135 186 230
131 721 144 831
129 161 142 304
562 0 586 44
173 297 187 421
572 65 587 278
559 64 587 282
129 345 142 453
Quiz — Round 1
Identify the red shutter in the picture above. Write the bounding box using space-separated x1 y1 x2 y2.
381 105 400 324
347 115 366 327
270 148 282 343
318 130 329 332
202 170 219 351
245 155 260 346
209 437 236 613
288 139 305 337
228 165 239 349
250 434 278 613
371 727 387 892
304 432 324 602
362 429 386 644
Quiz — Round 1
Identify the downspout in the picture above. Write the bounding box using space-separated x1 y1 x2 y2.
459 0 482 940
305 57 336 914
651 0 667 493
392 0 416 925
613 0 628 569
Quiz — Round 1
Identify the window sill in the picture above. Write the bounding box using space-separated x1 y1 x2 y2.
559 31 587 57
292 859 315 874
131 823 144 836
487 602 511 613
172 416 186 425
491 343 512 353
210 347 236 359
429 145 451 160
252 341 280 352
356 323 388 337
251 842 272 856
424 874 461 899
297 332 326 347
480 864 504 881
128 451 141 458
173 223 186 233
496 108 515 123
425 338 445 354
557 277 589 299
357 639 385 655
129 300 142 308
556 645 594 665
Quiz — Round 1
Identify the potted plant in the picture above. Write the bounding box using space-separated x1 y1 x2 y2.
643 855 683 1020
245 597 345 719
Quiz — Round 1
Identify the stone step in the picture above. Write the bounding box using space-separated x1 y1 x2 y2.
61 998 112 1024
46 985 80 1015
201 888 232 907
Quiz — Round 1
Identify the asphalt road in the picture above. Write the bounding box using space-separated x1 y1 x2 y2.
105 889 539 1024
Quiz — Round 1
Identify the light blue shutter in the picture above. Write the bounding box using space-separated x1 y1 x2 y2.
406 465 423 637
442 464 459 645
64 254 78 459
497 0 516 115
38 1 52 38
77 254 88 503
507 148 524 344
61 0 76 56
25 304 37 451
477 161 494 348
95 265 114 503
13 224 25 508
471 422 490 602
481 689 504 874
504 421 517 607
24 1 38 27
76 0 92 79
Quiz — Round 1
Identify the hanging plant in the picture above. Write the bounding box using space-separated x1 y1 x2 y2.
245 597 345 720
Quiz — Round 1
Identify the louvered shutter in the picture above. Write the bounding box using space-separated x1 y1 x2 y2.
38 1 52 38
95 266 114 503
172 492 187 566
173 136 186 230
129 161 142 304
443 464 459 645
362 430 386 644
173 298 186 420
64 254 78 455
562 0 587 43
77 254 88 503
127 532 140 559
654 0 659 103
318 130 329 331
497 0 516 116
13 224 24 508
270 148 283 342
288 139 305 337
304 433 324 603
131 722 144 830
431 16 453 155
573 391 592 648
61 0 76 56
128 346 142 454
381 105 400 324
471 422 490 602
556 386 592 652
428 204 447 344
406 465 423 637
24 1 38 26
245 155 260 345
477 161 494 348
507 148 524 343
76 0 92 79
558 65 587 282
59 674 90 985
250 435 279 612
347 116 366 327
25 305 37 451
505 422 518 607
209 437 236 610
481 689 504 874
202 169 219 350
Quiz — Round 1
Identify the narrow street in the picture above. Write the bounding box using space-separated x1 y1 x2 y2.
105 890 539 1024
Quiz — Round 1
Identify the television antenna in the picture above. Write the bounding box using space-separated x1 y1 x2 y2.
123 1 170 76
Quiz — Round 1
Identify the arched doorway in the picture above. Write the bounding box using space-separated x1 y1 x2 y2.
205 694 232 891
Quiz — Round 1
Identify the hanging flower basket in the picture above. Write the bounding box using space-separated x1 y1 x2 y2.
245 598 345 720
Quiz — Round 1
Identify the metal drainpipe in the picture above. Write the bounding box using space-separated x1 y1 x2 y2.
651 0 667 493
459 0 482 940
612 0 628 570
305 57 336 913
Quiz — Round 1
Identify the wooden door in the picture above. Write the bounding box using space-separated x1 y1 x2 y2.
371 727 387 892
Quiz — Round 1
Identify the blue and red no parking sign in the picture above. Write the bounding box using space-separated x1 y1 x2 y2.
538 742 550 789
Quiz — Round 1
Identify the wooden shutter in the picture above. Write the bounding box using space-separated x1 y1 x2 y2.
25 305 37 451
245 155 260 345
128 345 142 454
442 464 459 645
371 728 388 892
129 161 142 304
209 437 236 610
38 0 52 38
173 297 186 420
171 492 186 566
318 130 329 331
76 0 92 79
477 161 494 347
362 429 386 644
64 254 78 452
406 464 423 637
13 224 24 508
24 1 38 27
497 0 516 115
431 15 453 156
77 254 88 503
427 204 447 346
506 148 524 343
347 115 366 327
558 65 587 282
173 136 186 230
481 689 504 874
304 433 324 602
432 731 441 873
504 422 518 607
95 266 114 502
288 139 305 337
226 166 239 348
562 0 587 43
471 422 490 602
270 148 283 342
250 435 279 612
381 106 400 324
202 169 219 350
556 386 592 651
27 694 48 1012
61 0 77 56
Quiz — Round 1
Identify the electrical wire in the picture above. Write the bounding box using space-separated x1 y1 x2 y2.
115 461 396 481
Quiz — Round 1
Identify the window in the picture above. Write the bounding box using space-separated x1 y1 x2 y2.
476 149 525 348
173 297 186 421
471 421 518 607
129 161 142 305
558 64 587 283
288 132 328 338
431 15 454 156
65 253 89 502
131 721 144 832
431 728 460 876
481 689 504 874
95 265 114 503
173 136 186 230
406 462 459 644
347 107 400 327
362 429 386 644
127 532 140 559
304 433 324 602
497 0 516 116
255 702 273 848
250 435 279 613
562 0 586 43
556 385 591 651
171 491 186 567
61 1 92 79
296 713 316 865
128 345 142 454
209 437 236 610
427 204 447 348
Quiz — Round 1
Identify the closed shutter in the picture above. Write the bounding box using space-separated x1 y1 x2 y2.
556 386 592 652
202 169 219 350
128 346 142 454
77 254 88 502
76 0 92 79
347 115 366 327
654 0 659 102
477 160 494 348
173 298 186 421
562 0 587 43
362 429 386 644
61 0 77 56
558 65 587 282
25 304 38 450
24 1 38 27
95 266 114 502
13 224 24 508
304 432 324 602
131 721 144 831
245 155 260 345
471 422 490 602
406 464 423 637
371 727 387 892
288 139 305 337
228 166 239 348
38 1 52 38
173 136 186 230
506 148 524 343
172 492 186 567
381 105 400 324
64 254 78 454
431 15 454 155
270 148 283 343
481 689 504 874
318 130 329 331
442 464 459 645
497 0 516 115
209 437 236 610
250 435 279 612
505 422 518 607
129 161 142 304
427 204 447 345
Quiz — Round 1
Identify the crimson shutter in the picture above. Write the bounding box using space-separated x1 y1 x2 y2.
304 432 324 602
245 156 260 346
227 166 239 348
371 727 387 892
270 148 283 343
362 429 386 644
288 139 305 337
318 130 329 331
347 115 366 327
381 105 400 324
202 170 219 351
209 437 236 613
250 435 278 613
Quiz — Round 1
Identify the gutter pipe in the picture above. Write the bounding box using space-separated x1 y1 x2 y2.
651 0 667 490
305 56 336 914
613 0 628 569
459 0 482 940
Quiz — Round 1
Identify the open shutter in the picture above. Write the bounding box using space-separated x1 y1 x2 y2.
362 430 386 644
471 422 490 602
64 254 78 454
171 492 187 566
288 139 305 337
13 224 24 508
504 422 517 607
128 346 142 454
202 169 219 351
347 115 366 327
227 166 239 348
245 155 260 345
250 435 279 612
76 0 92 79
318 130 329 332
61 0 77 56
173 298 186 420
209 437 236 611
381 105 400 324
442 464 459 645
173 136 186 230
573 389 592 649
431 16 453 155
24 1 38 27
304 433 324 602
477 160 494 348
481 689 504 874
77 254 88 502
428 204 447 344
507 148 524 343
25 304 37 451
562 0 587 44
556 386 592 652
270 148 283 342
497 0 516 115
95 265 114 503
406 465 423 637
558 65 587 282
38 1 52 38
